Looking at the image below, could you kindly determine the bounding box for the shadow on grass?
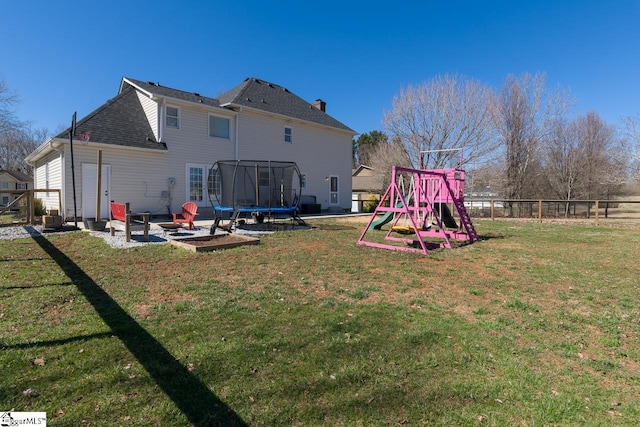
[1,331,113,349]
[3,281,75,290]
[29,230,247,426]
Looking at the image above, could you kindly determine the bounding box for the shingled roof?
[122,78,223,110]
[55,86,165,151]
[0,169,32,182]
[219,77,354,132]
[124,76,354,133]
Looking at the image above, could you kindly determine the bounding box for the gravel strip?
[0,224,216,249]
[0,221,308,249]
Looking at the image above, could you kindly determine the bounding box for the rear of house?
[26,77,356,221]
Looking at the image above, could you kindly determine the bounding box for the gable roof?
[124,76,355,133]
[0,169,32,182]
[219,77,355,133]
[54,86,165,151]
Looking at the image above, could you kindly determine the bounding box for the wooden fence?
[0,189,62,226]
[465,199,640,226]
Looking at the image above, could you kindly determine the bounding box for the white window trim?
[165,105,180,129]
[284,126,293,144]
[208,114,231,140]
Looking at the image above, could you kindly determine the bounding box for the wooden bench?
[109,201,150,242]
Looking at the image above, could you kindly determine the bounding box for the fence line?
[464,199,640,226]
[0,189,62,226]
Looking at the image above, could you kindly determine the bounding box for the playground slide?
[369,202,404,230]
[433,203,458,228]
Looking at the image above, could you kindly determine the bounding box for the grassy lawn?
[1,218,639,426]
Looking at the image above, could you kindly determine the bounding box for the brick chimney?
[311,99,326,112]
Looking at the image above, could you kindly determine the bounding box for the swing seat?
[391,225,417,234]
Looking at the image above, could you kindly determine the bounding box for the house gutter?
[151,96,166,143]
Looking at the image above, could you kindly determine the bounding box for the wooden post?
[595,200,599,226]
[490,199,495,220]
[538,200,542,223]
[29,190,35,224]
[125,202,131,242]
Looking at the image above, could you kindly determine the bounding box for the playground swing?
[357,151,478,256]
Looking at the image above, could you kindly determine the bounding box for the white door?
[186,164,210,208]
[329,175,339,205]
[82,163,111,219]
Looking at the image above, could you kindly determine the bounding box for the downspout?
[159,98,165,144]
[234,110,240,160]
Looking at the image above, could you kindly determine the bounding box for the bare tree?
[495,73,571,200]
[622,114,640,180]
[0,127,47,173]
[0,78,48,174]
[543,119,585,214]
[367,136,411,193]
[383,74,499,170]
[0,78,23,135]
[575,112,623,199]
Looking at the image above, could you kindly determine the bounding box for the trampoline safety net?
[208,160,302,211]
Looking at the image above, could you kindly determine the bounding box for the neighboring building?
[0,169,32,207]
[351,165,383,213]
[26,77,356,220]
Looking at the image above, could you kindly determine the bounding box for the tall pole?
[70,112,78,228]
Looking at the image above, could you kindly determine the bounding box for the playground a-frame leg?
[357,165,478,256]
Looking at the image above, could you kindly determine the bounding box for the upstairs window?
[209,115,230,139]
[284,126,293,143]
[166,106,180,128]
[16,183,28,190]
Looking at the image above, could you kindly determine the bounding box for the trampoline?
[208,160,304,231]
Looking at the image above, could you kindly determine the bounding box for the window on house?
[209,115,230,139]
[1,196,8,206]
[16,183,27,190]
[0,181,8,190]
[284,126,292,143]
[166,106,180,128]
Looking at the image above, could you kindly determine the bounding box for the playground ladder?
[452,197,478,241]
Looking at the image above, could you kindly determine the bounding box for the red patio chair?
[172,201,199,230]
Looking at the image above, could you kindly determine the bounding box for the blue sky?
[2,1,639,137]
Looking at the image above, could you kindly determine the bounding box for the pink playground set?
[357,151,478,256]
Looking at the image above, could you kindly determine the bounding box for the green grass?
[1,219,640,425]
